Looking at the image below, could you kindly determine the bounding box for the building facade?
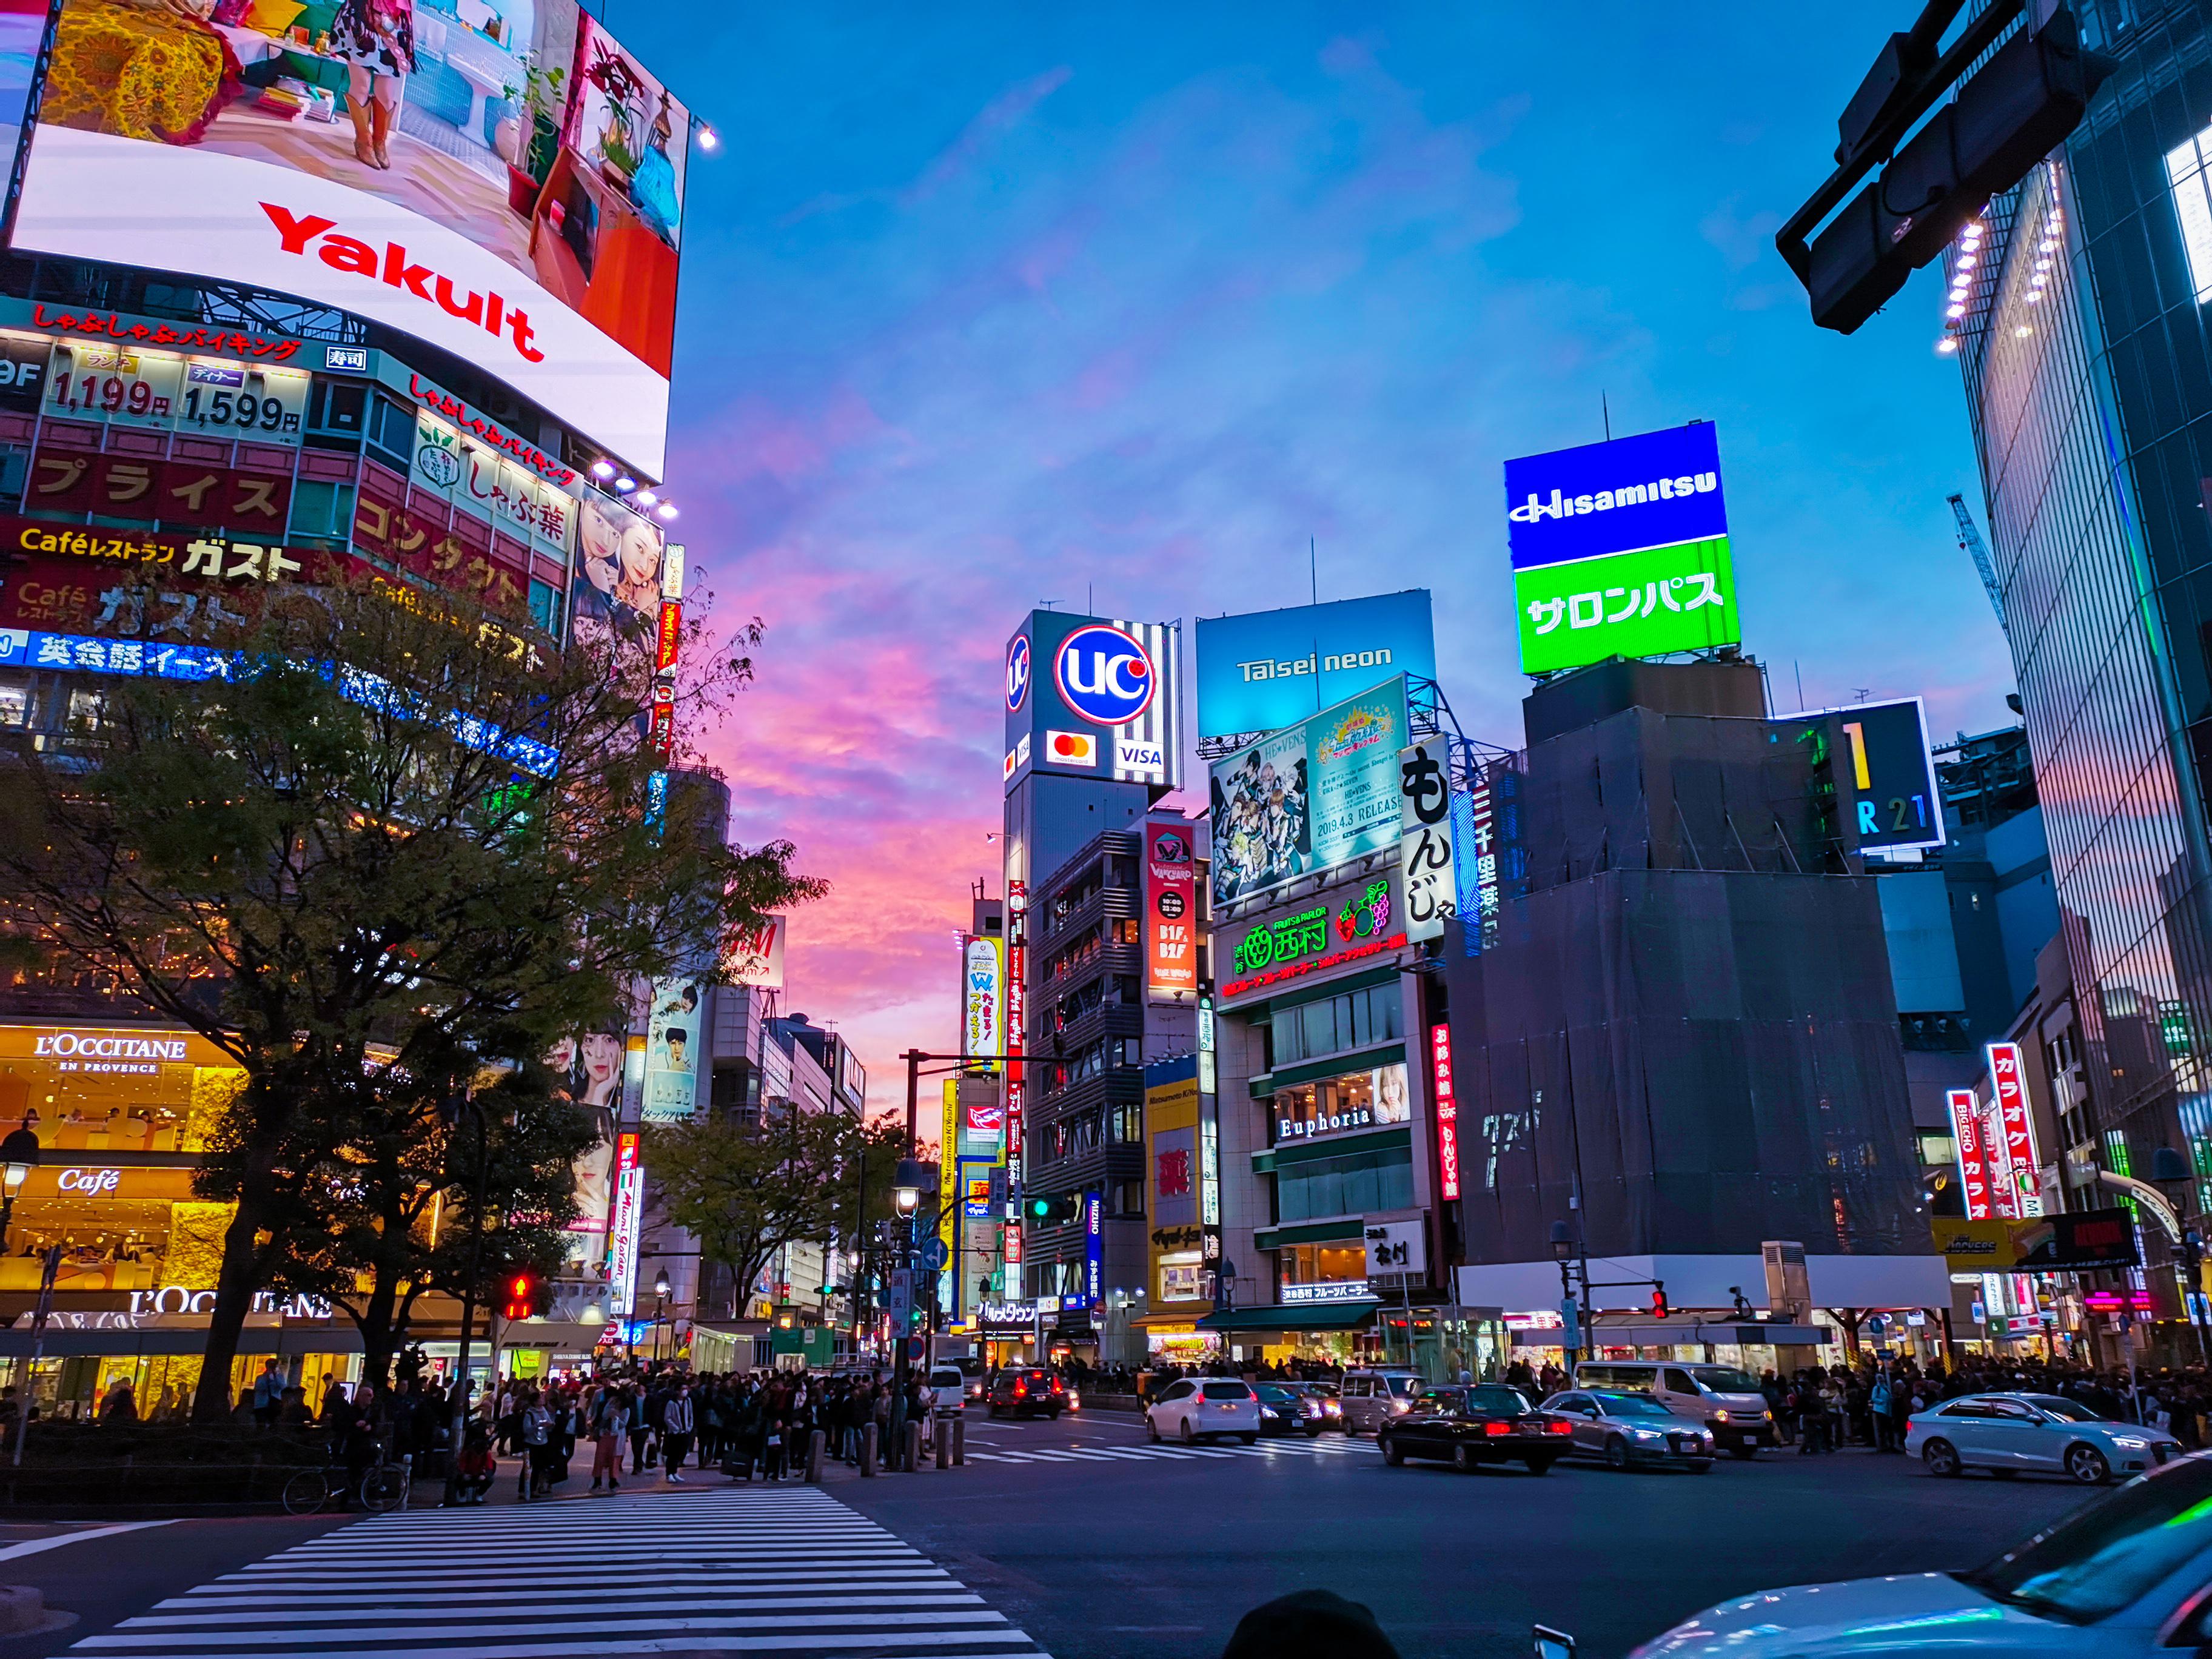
[1952,0,2212,1344]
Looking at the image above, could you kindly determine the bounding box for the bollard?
[806,1429,826,1484]
[952,1415,966,1466]
[934,1419,950,1469]
[902,1421,921,1473]
[860,1423,877,1478]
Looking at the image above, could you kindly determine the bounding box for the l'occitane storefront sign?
[0,1022,242,1154]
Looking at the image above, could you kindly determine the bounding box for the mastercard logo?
[1046,729,1098,765]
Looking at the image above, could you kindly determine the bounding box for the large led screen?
[1209,674,1407,908]
[11,0,688,478]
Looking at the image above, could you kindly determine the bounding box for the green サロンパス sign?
[1512,535,1739,674]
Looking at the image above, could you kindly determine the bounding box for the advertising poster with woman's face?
[569,491,665,657]
[562,1029,622,1245]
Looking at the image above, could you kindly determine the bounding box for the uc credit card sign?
[1503,423,1741,674]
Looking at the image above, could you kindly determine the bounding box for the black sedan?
[1378,1384,1574,1475]
[1254,1382,1328,1436]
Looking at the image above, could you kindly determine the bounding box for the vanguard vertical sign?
[1504,423,1740,674]
[1145,819,1198,998]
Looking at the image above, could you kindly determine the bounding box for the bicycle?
[281,1448,412,1516]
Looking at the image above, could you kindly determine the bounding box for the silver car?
[1541,1388,1715,1471]
[1906,1391,2184,1483]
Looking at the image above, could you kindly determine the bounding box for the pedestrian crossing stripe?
[965,1436,1382,1464]
[71,1489,1050,1658]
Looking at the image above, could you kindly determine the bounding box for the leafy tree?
[645,1111,910,1321]
[0,575,821,1418]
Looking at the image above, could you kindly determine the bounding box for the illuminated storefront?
[0,1020,356,1418]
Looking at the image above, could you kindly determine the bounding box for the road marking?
[0,1521,173,1563]
[69,1492,1049,1658]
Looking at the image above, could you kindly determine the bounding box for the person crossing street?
[662,1380,695,1483]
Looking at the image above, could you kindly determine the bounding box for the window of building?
[1110,1179,1144,1218]
[1270,1062,1411,1144]
[365,392,417,466]
[286,478,354,545]
[1108,1102,1141,1144]
[1278,1242,1366,1287]
[2167,124,2212,304]
[0,675,28,727]
[1274,1144,1415,1222]
[529,578,563,641]
[1111,917,1140,946]
[1269,984,1402,1068]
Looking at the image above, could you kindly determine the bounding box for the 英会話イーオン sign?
[1503,423,1740,674]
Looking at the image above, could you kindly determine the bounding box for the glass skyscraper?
[1956,0,2212,1265]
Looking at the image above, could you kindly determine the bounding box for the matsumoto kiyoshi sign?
[1504,423,1740,674]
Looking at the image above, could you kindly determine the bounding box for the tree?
[644,1111,908,1321]
[275,1054,595,1387]
[0,573,822,1418]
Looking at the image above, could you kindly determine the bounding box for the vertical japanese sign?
[1453,776,1501,958]
[1005,880,1027,1268]
[1430,1022,1462,1202]
[1987,1042,2043,1218]
[1198,995,1221,1228]
[962,936,1004,1070]
[607,1130,644,1316]
[1948,1088,1994,1221]
[1144,818,1198,997]
[1397,740,1455,943]
[1084,1191,1104,1309]
[940,1079,959,1259]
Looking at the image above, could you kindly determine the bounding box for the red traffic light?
[501,1271,541,1321]
[1651,1287,1669,1319]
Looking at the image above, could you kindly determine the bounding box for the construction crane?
[1948,492,2007,635]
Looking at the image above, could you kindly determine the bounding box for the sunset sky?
[618,4,2012,1099]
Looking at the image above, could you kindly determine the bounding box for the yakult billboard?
[11,1,689,478]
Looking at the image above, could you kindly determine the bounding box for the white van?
[1339,1369,1427,1435]
[1570,1361,1774,1456]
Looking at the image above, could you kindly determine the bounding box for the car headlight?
[1714,1409,1731,1422]
[2113,1436,2150,1448]
[1631,1427,1663,1441]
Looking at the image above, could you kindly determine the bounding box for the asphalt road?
[838,1409,2097,1659]
[0,1412,2100,1659]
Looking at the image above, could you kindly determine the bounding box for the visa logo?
[1117,740,1165,772]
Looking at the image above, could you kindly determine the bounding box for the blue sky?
[615,2,2014,1069]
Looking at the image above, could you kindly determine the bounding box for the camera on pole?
[1778,5,2114,334]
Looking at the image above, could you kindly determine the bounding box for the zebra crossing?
[67,1487,1050,1659]
[963,1432,1382,1467]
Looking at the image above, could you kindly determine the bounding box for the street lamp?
[651,1270,671,1365]
[893,1158,928,1218]
[0,1124,41,1250]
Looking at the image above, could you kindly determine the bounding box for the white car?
[1906,1392,2184,1483]
[1147,1378,1261,1445]
[1627,1452,2212,1659]
[925,1364,968,1418]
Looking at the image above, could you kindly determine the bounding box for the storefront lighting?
[635,491,659,508]
[1936,338,1959,355]
[699,126,721,153]
[590,460,616,480]
[614,477,637,494]
[656,503,680,521]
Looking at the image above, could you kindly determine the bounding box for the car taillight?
[1548,1420,1573,1435]
[1484,1421,1510,1436]
[1014,1382,1027,1396]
